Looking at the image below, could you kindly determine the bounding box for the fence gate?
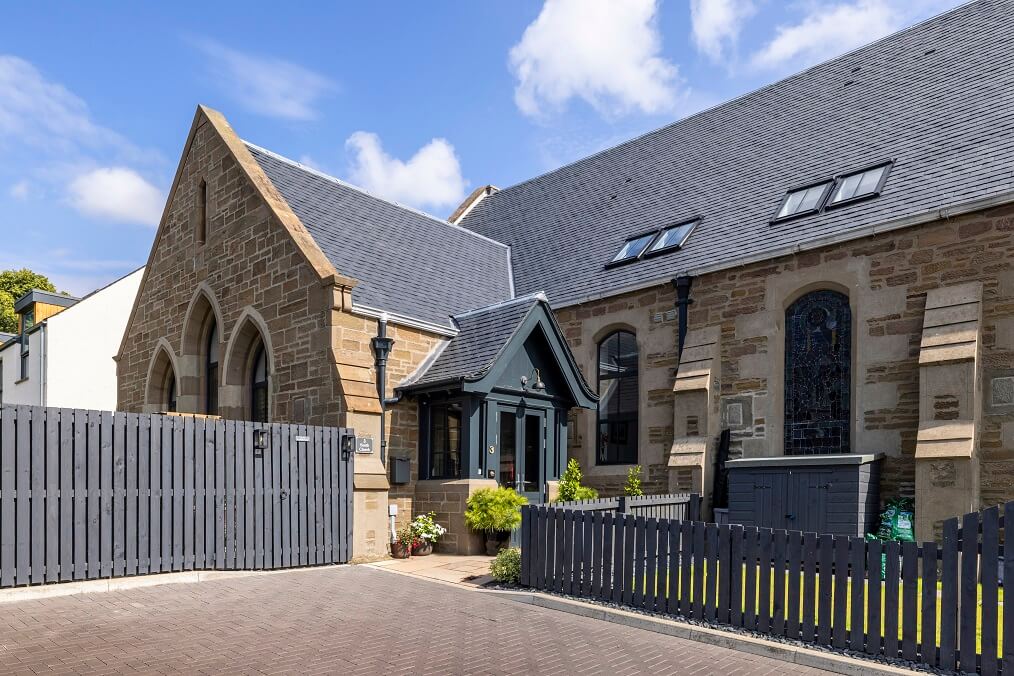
[0,405,354,589]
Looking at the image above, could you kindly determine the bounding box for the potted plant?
[464,487,528,555]
[409,512,446,556]
[391,525,414,559]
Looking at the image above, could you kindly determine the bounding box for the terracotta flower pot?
[391,541,411,559]
[412,540,433,556]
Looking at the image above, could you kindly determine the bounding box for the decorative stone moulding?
[914,281,982,541]
[667,326,721,510]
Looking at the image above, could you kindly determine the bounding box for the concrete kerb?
[0,564,348,605]
[482,589,913,676]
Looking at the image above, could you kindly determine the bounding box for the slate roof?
[458,0,1014,307]
[402,295,541,389]
[247,144,513,330]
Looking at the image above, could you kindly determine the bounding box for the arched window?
[250,341,268,423]
[164,367,177,413]
[205,320,219,415]
[784,290,852,455]
[597,330,638,465]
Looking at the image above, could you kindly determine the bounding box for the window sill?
[15,377,29,384]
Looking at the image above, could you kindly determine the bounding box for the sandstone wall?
[556,203,1014,508]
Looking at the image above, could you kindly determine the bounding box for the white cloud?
[67,167,165,227]
[0,55,123,152]
[750,1,902,71]
[690,0,756,62]
[509,0,682,117]
[345,132,467,211]
[194,39,335,121]
[9,180,31,200]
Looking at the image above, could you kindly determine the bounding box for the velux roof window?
[773,181,833,222]
[609,219,699,266]
[829,163,891,206]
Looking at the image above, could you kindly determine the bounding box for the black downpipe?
[371,317,401,465]
[673,275,694,360]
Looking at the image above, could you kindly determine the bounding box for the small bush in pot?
[464,487,528,555]
[391,525,414,559]
[490,547,521,585]
[409,512,446,556]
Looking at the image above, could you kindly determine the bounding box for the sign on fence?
[520,498,1011,675]
[0,405,354,588]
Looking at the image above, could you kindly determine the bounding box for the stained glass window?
[784,290,851,455]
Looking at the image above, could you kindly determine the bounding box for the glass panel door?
[498,410,517,490]
[522,414,541,495]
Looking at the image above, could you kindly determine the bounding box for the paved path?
[0,566,830,675]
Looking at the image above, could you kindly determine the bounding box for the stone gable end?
[116,111,339,426]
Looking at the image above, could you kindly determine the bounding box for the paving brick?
[0,566,830,674]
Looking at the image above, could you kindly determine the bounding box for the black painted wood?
[901,540,918,662]
[883,541,900,660]
[980,506,999,676]
[865,538,881,656]
[958,511,978,673]
[939,519,959,671]
[921,541,938,667]
[743,526,758,631]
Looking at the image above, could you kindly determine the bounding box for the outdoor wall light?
[520,368,545,391]
[253,429,268,454]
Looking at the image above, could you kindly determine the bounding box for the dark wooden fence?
[552,493,701,522]
[0,405,354,589]
[520,500,1012,675]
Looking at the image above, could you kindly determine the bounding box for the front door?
[498,407,545,504]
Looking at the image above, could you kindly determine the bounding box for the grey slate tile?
[459,0,1014,307]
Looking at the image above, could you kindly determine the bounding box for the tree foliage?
[0,269,57,333]
[624,465,644,497]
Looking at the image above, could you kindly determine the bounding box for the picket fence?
[519,500,1012,674]
[0,405,354,588]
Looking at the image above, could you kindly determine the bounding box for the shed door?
[785,469,832,534]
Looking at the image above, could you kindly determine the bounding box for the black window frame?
[205,320,219,416]
[644,218,699,257]
[606,217,702,269]
[770,179,835,224]
[826,160,893,209]
[423,400,464,480]
[250,342,269,423]
[596,330,639,466]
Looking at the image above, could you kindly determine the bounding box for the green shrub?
[624,465,644,497]
[555,458,598,502]
[464,487,528,533]
[490,547,521,584]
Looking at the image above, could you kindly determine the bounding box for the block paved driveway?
[0,565,831,675]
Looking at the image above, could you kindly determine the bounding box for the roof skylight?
[611,232,656,263]
[773,181,833,221]
[829,163,891,206]
[608,219,700,267]
[648,220,697,254]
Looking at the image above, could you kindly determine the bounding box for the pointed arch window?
[205,320,219,415]
[597,330,639,465]
[251,341,268,423]
[784,290,852,455]
[164,367,177,413]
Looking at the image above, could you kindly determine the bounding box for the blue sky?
[0,0,960,296]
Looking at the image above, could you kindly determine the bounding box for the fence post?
[617,496,628,514]
[689,494,701,522]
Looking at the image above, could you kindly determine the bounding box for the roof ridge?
[242,141,509,250]
[482,0,979,198]
[452,291,547,320]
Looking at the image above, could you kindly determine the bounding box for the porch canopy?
[398,293,597,502]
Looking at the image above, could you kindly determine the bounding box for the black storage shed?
[725,454,882,536]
